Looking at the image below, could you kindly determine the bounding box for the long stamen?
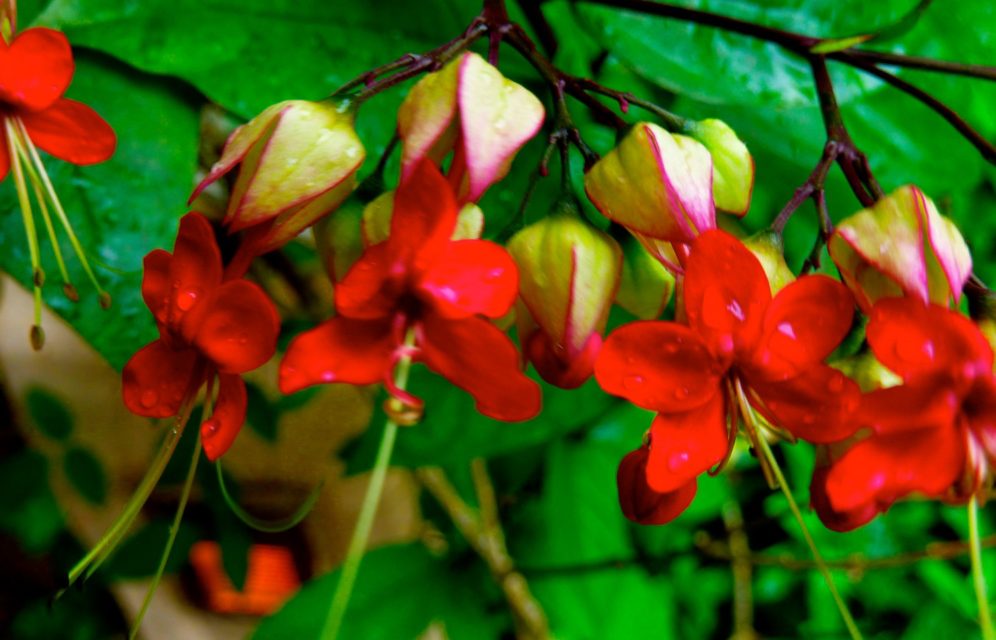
[14,118,111,308]
[734,379,863,640]
[26,160,76,300]
[5,118,45,348]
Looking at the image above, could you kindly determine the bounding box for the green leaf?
[102,518,201,579]
[0,450,64,553]
[254,544,503,639]
[0,52,199,370]
[345,366,616,471]
[24,386,74,442]
[62,445,107,506]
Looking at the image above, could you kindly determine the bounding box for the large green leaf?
[0,52,199,370]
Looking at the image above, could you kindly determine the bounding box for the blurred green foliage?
[1,0,995,638]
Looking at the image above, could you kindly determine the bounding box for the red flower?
[279,159,541,422]
[813,298,996,531]
[0,27,115,181]
[596,230,860,523]
[617,443,697,525]
[122,213,280,461]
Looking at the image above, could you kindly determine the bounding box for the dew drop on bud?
[667,451,690,472]
[140,390,158,408]
[30,325,45,351]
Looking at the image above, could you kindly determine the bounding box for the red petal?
[141,249,172,326]
[389,159,457,269]
[594,321,723,413]
[0,123,8,181]
[19,99,116,164]
[618,446,697,525]
[825,380,964,512]
[164,213,223,332]
[526,329,601,390]
[191,280,280,374]
[867,297,994,382]
[645,392,728,493]
[752,275,855,380]
[968,376,996,456]
[122,340,202,418]
[0,28,73,111]
[419,314,541,422]
[201,374,247,461]
[810,461,881,532]
[417,239,518,319]
[749,366,861,443]
[334,243,400,320]
[683,230,770,357]
[279,316,395,393]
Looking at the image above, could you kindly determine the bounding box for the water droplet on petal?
[484,268,504,283]
[664,342,679,355]
[140,390,158,408]
[202,418,220,436]
[827,373,846,393]
[667,451,690,472]
[176,289,198,311]
[776,321,796,340]
[320,370,336,382]
[623,375,644,390]
[673,387,690,400]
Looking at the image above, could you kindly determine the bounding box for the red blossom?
[596,230,860,522]
[122,213,280,461]
[813,297,996,531]
[0,27,115,181]
[279,159,541,422]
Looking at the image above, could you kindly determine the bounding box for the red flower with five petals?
[596,229,860,524]
[122,213,280,461]
[279,159,541,422]
[0,27,115,181]
[812,297,996,531]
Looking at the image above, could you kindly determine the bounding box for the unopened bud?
[685,119,754,216]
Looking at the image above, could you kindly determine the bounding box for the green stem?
[319,334,415,640]
[735,381,862,640]
[969,496,995,640]
[128,434,202,639]
[65,396,197,588]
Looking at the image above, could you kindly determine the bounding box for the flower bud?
[398,51,544,203]
[507,203,622,388]
[361,189,484,245]
[741,230,794,294]
[828,185,972,312]
[685,119,753,216]
[829,354,901,393]
[614,234,675,320]
[968,287,996,364]
[190,99,365,254]
[617,444,697,525]
[584,123,715,244]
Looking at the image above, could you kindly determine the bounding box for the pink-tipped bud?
[507,203,622,388]
[584,123,715,245]
[685,118,754,216]
[398,52,544,203]
[190,99,365,254]
[829,185,972,311]
[615,234,675,319]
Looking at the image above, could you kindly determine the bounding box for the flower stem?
[128,434,202,640]
[319,334,415,640]
[735,380,862,640]
[969,495,995,640]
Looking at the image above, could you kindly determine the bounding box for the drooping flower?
[190,99,365,266]
[279,159,541,422]
[828,185,972,312]
[0,23,117,347]
[507,202,622,389]
[122,213,280,461]
[397,51,545,204]
[596,230,860,523]
[812,297,996,531]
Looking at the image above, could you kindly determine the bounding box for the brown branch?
[417,466,550,640]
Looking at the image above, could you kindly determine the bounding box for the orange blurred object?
[188,541,301,616]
